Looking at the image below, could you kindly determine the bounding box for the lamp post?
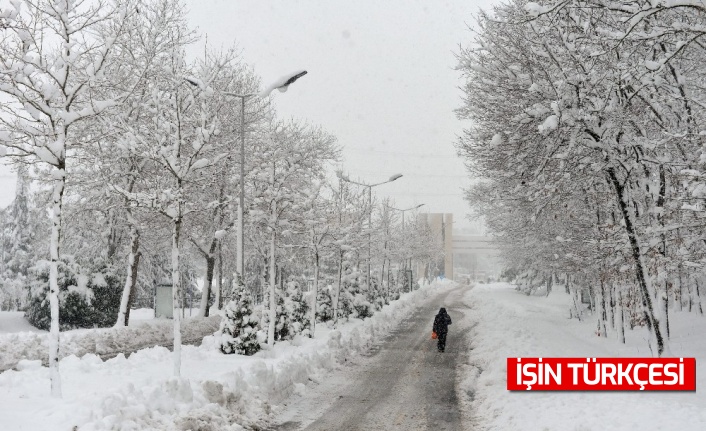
[337,171,403,290]
[221,71,308,281]
[387,203,425,228]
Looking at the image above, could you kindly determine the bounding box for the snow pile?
[0,283,439,430]
[459,282,706,431]
[0,313,220,371]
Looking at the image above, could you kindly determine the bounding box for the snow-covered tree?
[285,280,310,337]
[249,121,338,345]
[220,278,260,355]
[0,164,34,310]
[113,51,236,376]
[456,0,706,356]
[0,0,135,396]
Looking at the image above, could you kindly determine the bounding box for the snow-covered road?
[266,285,472,431]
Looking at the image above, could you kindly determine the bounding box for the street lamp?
[222,71,308,280]
[386,203,425,228]
[337,171,403,290]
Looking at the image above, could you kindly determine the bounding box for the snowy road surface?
[267,286,471,431]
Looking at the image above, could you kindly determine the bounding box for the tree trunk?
[387,268,391,292]
[310,253,319,338]
[199,255,215,317]
[259,263,267,328]
[678,266,684,312]
[546,273,553,297]
[171,216,182,377]
[216,242,223,310]
[224,274,233,304]
[618,291,625,344]
[49,173,65,398]
[609,283,616,329]
[600,279,607,322]
[125,250,141,325]
[115,224,141,327]
[380,257,386,300]
[332,250,343,326]
[696,279,704,315]
[608,168,665,356]
[588,283,595,314]
[197,238,218,318]
[267,224,277,346]
[572,287,582,322]
[663,282,670,340]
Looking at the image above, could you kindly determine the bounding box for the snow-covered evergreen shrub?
[338,289,353,320]
[274,288,290,341]
[260,286,291,342]
[387,273,401,301]
[88,263,123,327]
[25,259,85,330]
[316,285,333,322]
[353,293,373,319]
[24,258,122,330]
[219,280,260,355]
[399,269,415,293]
[337,268,361,319]
[514,269,547,296]
[367,278,385,311]
[285,281,310,337]
[373,294,386,311]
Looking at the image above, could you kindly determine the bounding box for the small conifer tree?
[274,287,290,341]
[220,279,261,355]
[316,285,333,322]
[286,281,310,337]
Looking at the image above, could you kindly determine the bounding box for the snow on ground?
[128,308,156,321]
[0,310,220,372]
[0,311,45,334]
[460,282,706,431]
[0,281,446,430]
[0,308,156,336]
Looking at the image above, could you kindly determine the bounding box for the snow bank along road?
[0,315,221,372]
[267,285,472,431]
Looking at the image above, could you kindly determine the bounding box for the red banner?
[506,357,696,391]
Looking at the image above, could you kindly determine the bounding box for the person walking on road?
[433,307,452,352]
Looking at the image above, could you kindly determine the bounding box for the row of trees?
[0,0,442,396]
[457,0,706,357]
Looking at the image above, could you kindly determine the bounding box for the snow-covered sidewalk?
[460,282,706,431]
[0,282,447,430]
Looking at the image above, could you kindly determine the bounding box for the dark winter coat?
[433,308,452,335]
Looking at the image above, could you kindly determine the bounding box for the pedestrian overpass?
[417,213,501,282]
[452,235,498,253]
[451,235,500,282]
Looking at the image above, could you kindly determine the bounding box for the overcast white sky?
[0,0,498,230]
